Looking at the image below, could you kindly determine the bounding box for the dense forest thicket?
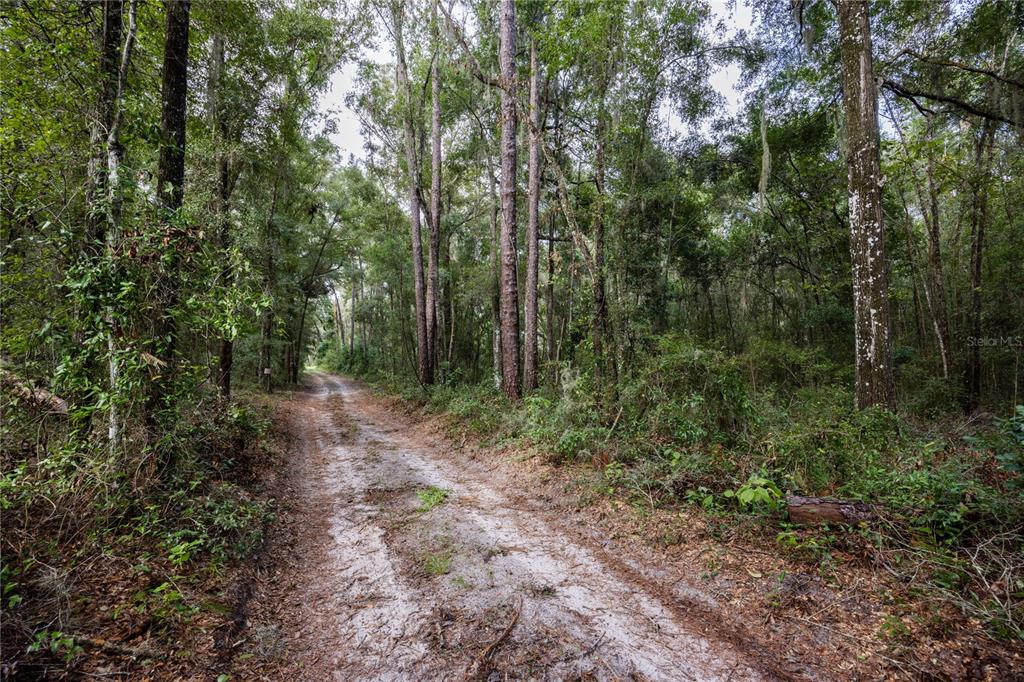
[2,0,1024,674]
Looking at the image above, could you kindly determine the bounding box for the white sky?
[318,1,753,162]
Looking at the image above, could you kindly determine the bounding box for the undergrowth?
[327,334,1024,640]
[0,387,277,676]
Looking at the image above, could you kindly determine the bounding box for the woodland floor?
[219,373,1022,681]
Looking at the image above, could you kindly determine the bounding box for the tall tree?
[837,0,895,410]
[427,0,442,379]
[497,0,520,400]
[208,32,236,398]
[965,35,1012,411]
[393,0,432,386]
[95,0,137,454]
[150,0,191,423]
[523,38,541,391]
[592,41,615,405]
[923,121,951,380]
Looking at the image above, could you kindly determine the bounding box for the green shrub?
[624,334,751,444]
[740,338,843,389]
[899,361,964,417]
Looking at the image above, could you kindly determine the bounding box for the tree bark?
[923,121,951,379]
[350,273,357,355]
[86,0,123,249]
[546,221,557,384]
[157,0,190,214]
[498,0,521,400]
[786,495,876,526]
[837,0,895,410]
[394,1,432,386]
[524,40,542,392]
[966,118,997,411]
[592,71,615,405]
[260,170,281,393]
[427,1,442,383]
[150,0,191,424]
[330,285,346,353]
[487,150,502,390]
[209,32,234,398]
[887,101,951,379]
[101,0,137,455]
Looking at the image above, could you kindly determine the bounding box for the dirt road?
[242,373,768,680]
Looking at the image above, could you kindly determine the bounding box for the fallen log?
[0,369,68,415]
[786,495,876,526]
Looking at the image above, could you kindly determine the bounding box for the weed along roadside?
[3,0,1023,678]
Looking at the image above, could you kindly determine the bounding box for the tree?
[85,0,123,249]
[497,0,520,400]
[149,0,192,425]
[523,37,542,392]
[428,0,443,380]
[837,0,895,410]
[393,0,432,386]
[91,0,138,453]
[208,31,236,398]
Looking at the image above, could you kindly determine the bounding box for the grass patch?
[416,486,450,512]
[422,551,452,576]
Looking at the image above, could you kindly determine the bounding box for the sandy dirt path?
[243,373,770,681]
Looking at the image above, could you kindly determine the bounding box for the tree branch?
[436,1,502,89]
[902,49,1024,89]
[881,79,1019,128]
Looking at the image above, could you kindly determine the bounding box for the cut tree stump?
[785,495,876,526]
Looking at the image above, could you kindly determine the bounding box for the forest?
[2,0,1023,679]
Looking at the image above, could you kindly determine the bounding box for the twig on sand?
[464,598,522,680]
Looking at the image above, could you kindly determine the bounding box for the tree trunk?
[592,76,616,404]
[86,0,123,249]
[546,223,557,384]
[487,149,502,390]
[330,285,346,353]
[260,309,272,392]
[498,0,521,400]
[524,40,542,392]
[889,105,952,379]
[923,121,951,379]
[150,0,191,424]
[426,0,442,382]
[966,119,997,411]
[102,0,137,455]
[394,1,432,386]
[209,32,234,399]
[156,0,190,215]
[350,275,357,355]
[837,0,895,410]
[964,35,1009,411]
[442,220,455,370]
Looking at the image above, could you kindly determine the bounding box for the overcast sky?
[318,1,754,163]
